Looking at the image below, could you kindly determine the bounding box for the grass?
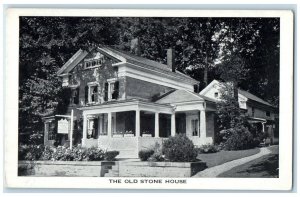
[218,145,279,178]
[197,148,260,168]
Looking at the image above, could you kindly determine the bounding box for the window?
[87,118,99,139]
[85,83,99,104]
[84,56,105,69]
[89,85,98,103]
[48,121,56,140]
[191,119,199,136]
[70,88,79,105]
[214,92,219,98]
[266,111,271,117]
[105,79,119,101]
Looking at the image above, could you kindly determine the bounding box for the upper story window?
[266,111,271,117]
[89,85,98,103]
[85,82,99,104]
[70,88,79,105]
[104,79,119,101]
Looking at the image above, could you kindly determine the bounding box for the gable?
[156,89,205,104]
[57,49,121,76]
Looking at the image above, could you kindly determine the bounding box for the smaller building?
[199,80,279,144]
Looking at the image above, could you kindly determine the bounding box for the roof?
[200,79,273,107]
[57,46,198,84]
[155,89,215,104]
[238,89,272,107]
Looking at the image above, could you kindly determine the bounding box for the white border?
[4,9,294,190]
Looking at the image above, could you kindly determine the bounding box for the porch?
[80,99,214,158]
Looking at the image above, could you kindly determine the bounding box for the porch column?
[171,113,176,136]
[262,122,265,133]
[200,110,206,138]
[107,112,112,137]
[82,114,87,146]
[155,112,159,137]
[136,110,140,137]
[44,122,49,145]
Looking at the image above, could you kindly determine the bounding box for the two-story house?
[199,80,279,144]
[43,46,217,158]
[43,46,278,158]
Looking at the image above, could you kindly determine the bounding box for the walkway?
[193,147,272,177]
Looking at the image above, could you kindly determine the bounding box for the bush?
[162,134,197,162]
[138,149,155,161]
[197,144,219,154]
[18,144,44,161]
[40,146,54,160]
[104,151,119,161]
[148,152,164,162]
[87,147,105,161]
[223,126,255,150]
[19,144,119,161]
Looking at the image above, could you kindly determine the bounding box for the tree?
[19,17,120,144]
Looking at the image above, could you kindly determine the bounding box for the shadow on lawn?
[237,154,279,177]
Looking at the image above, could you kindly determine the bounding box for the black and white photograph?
[4,9,293,190]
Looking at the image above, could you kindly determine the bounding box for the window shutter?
[74,87,80,104]
[112,81,119,99]
[104,82,108,101]
[84,86,89,104]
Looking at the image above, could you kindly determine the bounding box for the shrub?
[197,144,219,154]
[19,144,119,161]
[148,152,164,162]
[104,151,119,161]
[138,149,154,161]
[162,134,198,162]
[223,126,255,150]
[87,147,105,161]
[147,142,164,162]
[39,146,54,160]
[18,144,44,161]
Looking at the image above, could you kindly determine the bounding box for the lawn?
[218,145,279,178]
[197,148,260,168]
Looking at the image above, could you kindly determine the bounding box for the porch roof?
[77,99,175,115]
[155,89,216,104]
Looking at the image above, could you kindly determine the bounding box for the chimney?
[167,48,175,72]
[130,37,141,56]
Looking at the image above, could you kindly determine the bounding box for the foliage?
[148,152,165,162]
[197,144,220,154]
[162,134,197,162]
[138,149,155,161]
[104,151,120,161]
[18,144,44,161]
[19,144,118,161]
[147,142,165,162]
[222,126,256,150]
[19,17,279,145]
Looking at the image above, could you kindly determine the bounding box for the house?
[43,46,218,158]
[199,80,279,144]
[43,46,277,158]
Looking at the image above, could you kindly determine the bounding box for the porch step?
[104,162,119,177]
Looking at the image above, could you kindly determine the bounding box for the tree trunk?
[204,54,208,86]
